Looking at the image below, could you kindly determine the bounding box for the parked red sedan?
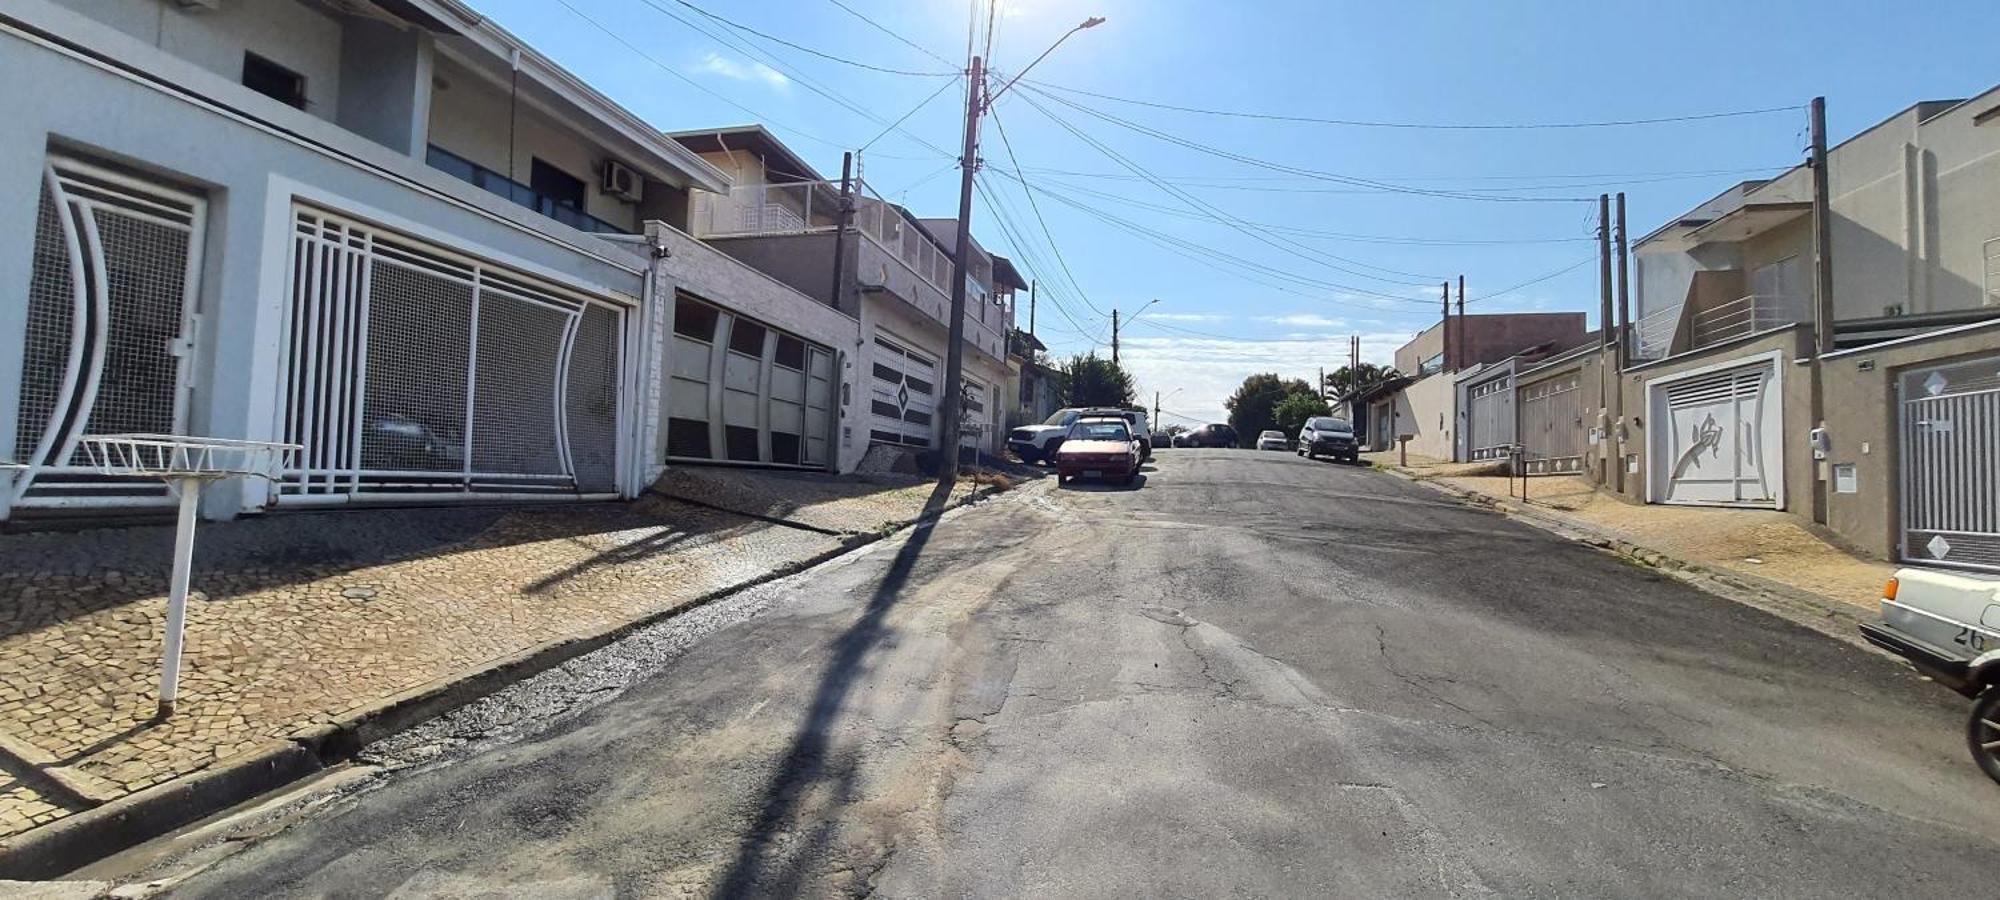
[1054,417,1141,486]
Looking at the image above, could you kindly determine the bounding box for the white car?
[1860,566,2000,783]
[1255,430,1289,451]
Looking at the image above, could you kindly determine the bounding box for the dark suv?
[1182,423,1239,448]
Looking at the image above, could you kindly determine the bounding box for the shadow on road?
[714,477,958,895]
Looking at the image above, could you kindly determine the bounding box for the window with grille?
[10,155,205,510]
[279,207,625,499]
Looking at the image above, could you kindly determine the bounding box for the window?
[728,319,767,357]
[674,296,719,341]
[242,53,306,109]
[775,335,806,370]
[530,159,587,211]
[1419,353,1444,376]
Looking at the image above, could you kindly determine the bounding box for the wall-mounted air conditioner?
[601,159,643,203]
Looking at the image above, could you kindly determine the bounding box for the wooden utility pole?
[1614,192,1631,372]
[1597,194,1613,485]
[936,54,985,486]
[1110,308,1121,364]
[1808,95,1834,523]
[1612,191,1629,493]
[829,152,854,306]
[1027,279,1037,335]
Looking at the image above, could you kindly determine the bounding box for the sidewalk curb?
[0,481,1019,880]
[1376,466,1879,652]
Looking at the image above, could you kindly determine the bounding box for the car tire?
[1122,471,1136,486]
[1970,687,2000,786]
[1057,473,1070,486]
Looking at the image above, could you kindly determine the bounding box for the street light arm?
[984,16,1106,110]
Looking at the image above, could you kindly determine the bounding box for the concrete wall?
[1397,374,1455,461]
[1394,313,1588,375]
[55,0,346,123]
[0,1,655,517]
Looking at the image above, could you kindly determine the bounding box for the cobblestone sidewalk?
[0,470,974,840]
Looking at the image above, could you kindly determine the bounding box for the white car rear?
[1256,430,1288,451]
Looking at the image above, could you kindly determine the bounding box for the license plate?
[1083,470,1103,479]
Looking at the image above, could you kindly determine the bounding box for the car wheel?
[1057,473,1070,486]
[1970,687,2000,785]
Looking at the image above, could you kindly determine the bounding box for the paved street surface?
[157,451,2000,897]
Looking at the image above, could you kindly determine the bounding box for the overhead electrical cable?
[668,0,959,76]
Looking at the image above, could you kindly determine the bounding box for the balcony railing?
[693,179,960,299]
[1690,293,1802,348]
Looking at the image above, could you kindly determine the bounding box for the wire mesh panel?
[11,156,204,509]
[565,303,621,492]
[276,207,627,501]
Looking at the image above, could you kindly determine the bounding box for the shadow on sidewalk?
[714,478,957,896]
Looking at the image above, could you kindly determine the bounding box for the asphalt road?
[157,450,2000,897]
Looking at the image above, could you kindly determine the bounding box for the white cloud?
[692,52,790,92]
[1257,313,1346,328]
[1149,313,1233,322]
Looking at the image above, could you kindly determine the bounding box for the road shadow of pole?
[714,477,958,895]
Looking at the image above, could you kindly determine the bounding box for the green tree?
[1323,362,1393,401]
[1058,353,1137,408]
[1271,391,1332,438]
[1225,373,1314,447]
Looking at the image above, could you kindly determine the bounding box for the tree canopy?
[1225,373,1314,448]
[1057,354,1136,409]
[1271,392,1333,438]
[1323,362,1395,401]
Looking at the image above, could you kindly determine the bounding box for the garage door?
[1518,373,1584,474]
[1647,355,1782,507]
[277,207,625,501]
[1464,373,1512,460]
[869,334,937,448]
[665,294,835,468]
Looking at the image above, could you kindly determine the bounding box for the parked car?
[1256,430,1289,451]
[1150,431,1173,449]
[1009,406,1153,464]
[1859,567,2000,783]
[1181,423,1238,448]
[1297,416,1359,463]
[1054,416,1141,486]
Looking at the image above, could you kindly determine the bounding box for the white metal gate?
[868,333,937,447]
[278,208,624,501]
[9,156,205,511]
[1901,353,2000,572]
[1647,355,1782,507]
[1517,373,1583,474]
[1465,373,1512,460]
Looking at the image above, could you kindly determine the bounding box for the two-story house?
[672,126,1027,458]
[0,0,868,522]
[1617,85,2000,570]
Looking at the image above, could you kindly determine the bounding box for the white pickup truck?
[1859,566,2000,784]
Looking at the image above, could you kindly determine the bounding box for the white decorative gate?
[1900,353,2000,572]
[1517,372,1584,474]
[1464,372,1513,460]
[868,333,937,448]
[278,208,623,501]
[10,156,205,511]
[1646,354,1783,507]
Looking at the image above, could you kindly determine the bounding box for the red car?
[1054,417,1141,486]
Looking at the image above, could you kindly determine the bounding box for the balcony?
[425,145,632,236]
[1636,293,1803,361]
[692,180,960,300]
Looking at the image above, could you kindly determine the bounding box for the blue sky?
[476,0,1999,426]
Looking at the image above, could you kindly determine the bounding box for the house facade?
[1361,312,1587,460]
[0,0,871,521]
[673,127,1026,460]
[1612,85,2000,571]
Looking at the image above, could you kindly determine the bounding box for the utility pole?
[1614,192,1630,373]
[1808,95,1834,524]
[1612,191,1630,493]
[1153,390,1160,431]
[1440,281,1451,371]
[1597,193,1613,486]
[1110,307,1120,365]
[1455,275,1466,371]
[829,152,854,306]
[1027,279,1037,335]
[936,54,985,486]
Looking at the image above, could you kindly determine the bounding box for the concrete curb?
[0,481,1016,880]
[1376,466,1879,650]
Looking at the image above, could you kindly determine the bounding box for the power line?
[971,177,1107,343]
[1472,256,1592,306]
[1028,166,1793,195]
[1018,165,1792,183]
[1018,85,1600,204]
[1025,80,1804,130]
[668,0,959,76]
[1004,94,1449,301]
[824,0,958,67]
[986,105,1107,316]
[860,74,963,151]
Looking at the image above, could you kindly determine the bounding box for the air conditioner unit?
[601,160,643,203]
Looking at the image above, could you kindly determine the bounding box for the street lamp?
[936,16,1106,488]
[1111,298,1159,365]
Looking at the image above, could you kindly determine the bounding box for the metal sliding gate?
[1465,373,1513,460]
[9,156,206,512]
[1900,354,2000,572]
[278,208,624,502]
[1516,373,1583,474]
